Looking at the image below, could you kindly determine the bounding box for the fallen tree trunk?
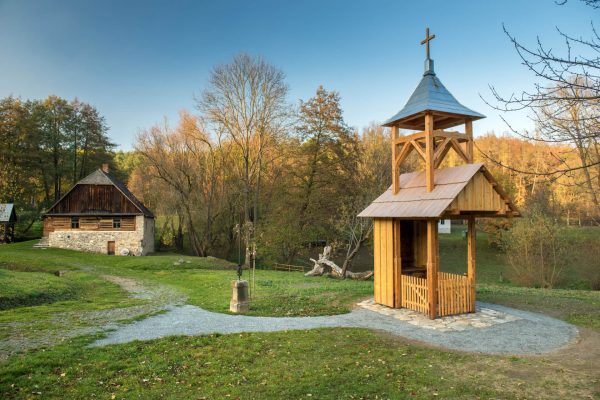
[305,246,373,280]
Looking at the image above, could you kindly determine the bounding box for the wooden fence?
[437,272,473,317]
[272,263,306,272]
[400,272,473,317]
[400,274,429,314]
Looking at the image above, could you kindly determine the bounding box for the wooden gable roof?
[44,169,154,218]
[358,163,519,219]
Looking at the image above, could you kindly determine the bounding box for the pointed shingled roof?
[383,59,485,130]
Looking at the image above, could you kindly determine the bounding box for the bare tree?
[483,2,600,220]
[135,112,224,256]
[199,53,289,265]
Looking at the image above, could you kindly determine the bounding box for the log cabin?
[41,164,155,255]
[358,29,519,319]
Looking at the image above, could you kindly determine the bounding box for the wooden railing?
[400,272,473,317]
[272,263,306,272]
[437,272,473,317]
[401,274,429,314]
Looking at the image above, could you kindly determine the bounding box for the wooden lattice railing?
[400,272,473,317]
[401,274,429,314]
[437,272,473,317]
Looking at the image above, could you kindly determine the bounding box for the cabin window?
[71,217,79,229]
[113,218,121,229]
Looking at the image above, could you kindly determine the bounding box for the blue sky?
[0,0,595,149]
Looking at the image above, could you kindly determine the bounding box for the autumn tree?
[0,95,113,237]
[337,124,391,276]
[199,53,290,265]
[261,86,361,264]
[0,97,41,208]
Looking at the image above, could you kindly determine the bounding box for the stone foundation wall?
[48,215,154,256]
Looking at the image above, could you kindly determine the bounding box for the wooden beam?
[394,130,426,144]
[394,142,413,169]
[393,142,414,194]
[467,216,476,312]
[433,130,470,142]
[392,126,399,194]
[431,109,479,120]
[449,138,470,164]
[426,219,438,319]
[465,120,474,163]
[433,137,452,168]
[394,219,402,308]
[425,114,435,192]
[411,140,426,160]
[434,144,453,169]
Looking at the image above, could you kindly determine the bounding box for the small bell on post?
[230,264,249,313]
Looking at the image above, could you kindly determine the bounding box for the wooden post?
[391,126,399,194]
[465,119,474,163]
[426,219,438,319]
[425,114,434,192]
[393,219,402,308]
[467,216,476,312]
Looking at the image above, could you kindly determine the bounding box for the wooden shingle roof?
[383,59,484,130]
[358,163,519,219]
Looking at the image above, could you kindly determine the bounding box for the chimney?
[101,163,109,174]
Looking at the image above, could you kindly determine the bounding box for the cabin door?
[107,241,115,255]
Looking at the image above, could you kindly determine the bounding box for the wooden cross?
[421,27,436,59]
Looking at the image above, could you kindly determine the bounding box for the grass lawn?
[0,241,373,318]
[0,267,80,310]
[1,236,599,399]
[1,328,597,400]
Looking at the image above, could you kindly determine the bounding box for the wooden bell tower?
[359,28,518,319]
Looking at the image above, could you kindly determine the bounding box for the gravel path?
[93,302,578,355]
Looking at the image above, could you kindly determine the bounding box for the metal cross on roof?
[421,27,436,59]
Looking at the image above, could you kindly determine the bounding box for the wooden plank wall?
[393,220,402,308]
[448,172,507,212]
[43,216,136,236]
[373,218,396,307]
[414,221,428,269]
[48,185,140,214]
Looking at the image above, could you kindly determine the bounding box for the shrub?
[501,209,571,288]
[480,218,513,248]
